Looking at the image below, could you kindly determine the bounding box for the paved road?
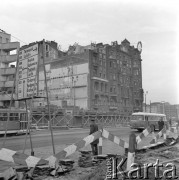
[0,127,134,151]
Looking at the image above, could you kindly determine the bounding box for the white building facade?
[36,62,89,109]
[0,30,20,108]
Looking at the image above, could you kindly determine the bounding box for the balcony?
[0,93,16,101]
[0,54,18,63]
[0,81,14,88]
[110,93,118,96]
[1,68,15,75]
[93,101,109,107]
[93,61,98,67]
[5,81,14,87]
[0,42,20,51]
[109,102,118,109]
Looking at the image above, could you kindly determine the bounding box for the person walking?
[169,118,172,127]
[158,117,164,131]
[89,118,99,155]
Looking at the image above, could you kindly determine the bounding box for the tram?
[0,109,28,135]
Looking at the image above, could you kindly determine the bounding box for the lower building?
[143,102,179,120]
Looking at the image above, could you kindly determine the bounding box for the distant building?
[143,102,179,120]
[0,30,20,108]
[33,39,143,116]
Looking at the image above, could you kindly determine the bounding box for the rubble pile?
[93,154,108,166]
[78,150,93,168]
[82,143,179,180]
[59,159,75,171]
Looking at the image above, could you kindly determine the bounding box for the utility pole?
[72,75,78,119]
[42,39,55,155]
[145,91,148,112]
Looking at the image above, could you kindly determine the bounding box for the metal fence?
[31,112,130,128]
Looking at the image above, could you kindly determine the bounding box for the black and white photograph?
[0,0,179,179]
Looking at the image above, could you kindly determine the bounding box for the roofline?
[132,112,166,116]
[0,109,26,112]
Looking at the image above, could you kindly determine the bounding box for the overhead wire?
[11,35,27,45]
[0,29,27,45]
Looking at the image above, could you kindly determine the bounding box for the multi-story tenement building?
[34,39,143,115]
[0,30,20,108]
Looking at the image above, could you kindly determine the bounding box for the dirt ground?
[32,142,179,180]
[5,142,176,180]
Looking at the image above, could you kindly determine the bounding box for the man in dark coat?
[89,118,99,155]
[169,118,172,127]
[158,117,164,131]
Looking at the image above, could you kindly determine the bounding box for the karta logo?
[106,158,178,179]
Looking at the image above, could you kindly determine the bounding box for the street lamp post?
[72,75,78,118]
[145,91,148,112]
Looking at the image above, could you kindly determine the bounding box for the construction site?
[1,30,179,180]
[0,121,179,180]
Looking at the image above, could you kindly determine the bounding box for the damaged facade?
[32,39,143,115]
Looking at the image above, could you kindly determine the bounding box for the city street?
[0,127,137,173]
[0,127,132,151]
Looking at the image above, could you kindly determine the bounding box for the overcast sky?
[1,0,179,104]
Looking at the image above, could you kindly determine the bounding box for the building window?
[120,61,122,67]
[46,44,49,51]
[94,82,99,91]
[113,86,116,93]
[134,61,138,68]
[110,87,113,93]
[110,61,112,67]
[93,68,97,76]
[0,36,2,43]
[120,77,123,84]
[6,38,9,43]
[46,52,49,57]
[101,83,103,92]
[110,73,113,80]
[113,61,116,68]
[105,84,108,92]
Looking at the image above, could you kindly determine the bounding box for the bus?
[0,109,28,135]
[129,112,167,131]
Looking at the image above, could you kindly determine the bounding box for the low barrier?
[0,148,48,168]
[31,113,130,128]
[0,123,178,179]
[102,129,129,149]
[136,126,152,144]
